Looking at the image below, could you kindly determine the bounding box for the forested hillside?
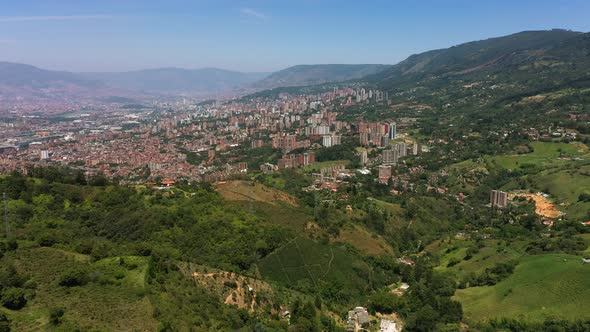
[0,168,465,331]
[370,30,590,111]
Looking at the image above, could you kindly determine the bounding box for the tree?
[408,305,439,332]
[369,291,400,314]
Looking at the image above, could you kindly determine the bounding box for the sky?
[1,0,589,72]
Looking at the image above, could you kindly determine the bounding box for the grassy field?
[217,180,310,231]
[448,142,589,172]
[581,234,590,255]
[336,223,394,255]
[454,253,590,323]
[216,180,299,206]
[229,200,310,232]
[527,164,590,220]
[2,247,156,331]
[488,141,588,170]
[303,160,349,172]
[372,199,404,214]
[431,240,526,280]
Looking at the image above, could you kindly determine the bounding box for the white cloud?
[240,8,267,20]
[0,15,114,23]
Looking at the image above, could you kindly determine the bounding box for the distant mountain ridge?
[0,62,100,88]
[252,64,390,89]
[82,68,269,94]
[3,30,588,101]
[0,63,391,97]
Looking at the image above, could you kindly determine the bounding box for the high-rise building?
[378,165,392,181]
[392,143,407,158]
[490,190,508,208]
[360,150,368,165]
[40,150,50,160]
[381,135,390,148]
[382,149,397,165]
[331,135,342,146]
[388,123,397,139]
[411,143,419,155]
[360,132,370,146]
[322,135,333,147]
[302,152,315,166]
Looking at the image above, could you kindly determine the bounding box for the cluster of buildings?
[382,142,420,165]
[358,122,396,147]
[278,152,315,169]
[347,307,370,331]
[271,133,311,153]
[345,306,399,332]
[0,86,421,187]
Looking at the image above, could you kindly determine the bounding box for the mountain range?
[0,63,389,99]
[81,68,269,94]
[0,62,99,89]
[2,29,589,102]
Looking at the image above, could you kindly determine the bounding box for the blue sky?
[1,0,589,72]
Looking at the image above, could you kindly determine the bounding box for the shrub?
[1,287,27,310]
[578,193,590,203]
[36,232,58,247]
[58,268,89,287]
[0,312,9,332]
[447,258,461,267]
[49,307,65,325]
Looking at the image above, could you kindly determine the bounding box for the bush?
[0,239,17,252]
[0,312,9,332]
[447,258,461,267]
[578,193,590,203]
[1,287,27,310]
[58,268,89,287]
[49,307,65,325]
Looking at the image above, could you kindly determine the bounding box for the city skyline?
[1,0,589,72]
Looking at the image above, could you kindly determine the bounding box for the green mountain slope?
[252,64,390,89]
[369,30,590,108]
